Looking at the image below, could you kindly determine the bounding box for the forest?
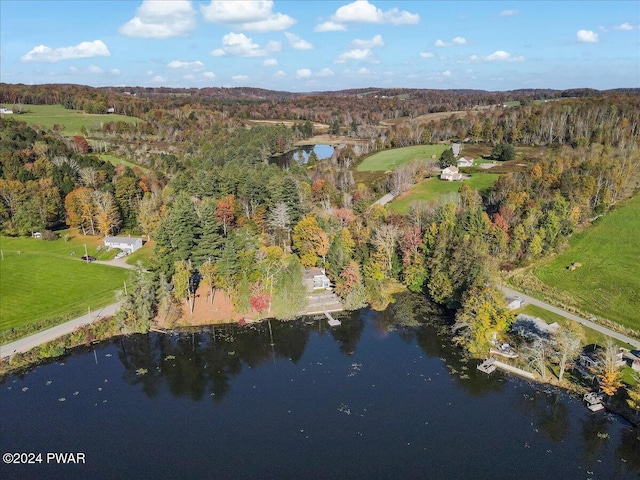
[1,84,639,371]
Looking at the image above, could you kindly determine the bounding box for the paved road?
[0,302,121,357]
[499,285,640,349]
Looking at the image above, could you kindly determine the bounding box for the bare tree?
[523,335,551,380]
[551,322,584,382]
[267,202,291,250]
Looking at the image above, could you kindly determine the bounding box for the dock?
[493,360,536,380]
[324,311,341,327]
[477,358,497,374]
[584,392,605,412]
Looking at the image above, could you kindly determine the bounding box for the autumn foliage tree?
[215,194,235,236]
[292,215,329,268]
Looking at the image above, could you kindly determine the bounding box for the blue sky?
[1,1,638,91]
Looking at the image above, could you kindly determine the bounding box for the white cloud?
[87,65,103,74]
[152,75,167,83]
[317,0,418,31]
[21,40,110,62]
[314,21,347,32]
[577,29,599,43]
[317,68,335,77]
[183,74,195,80]
[69,66,78,73]
[110,68,121,75]
[441,70,451,77]
[500,9,519,16]
[167,60,205,70]
[352,34,384,48]
[483,50,524,62]
[419,51,435,58]
[284,32,313,50]
[356,67,371,75]
[201,1,295,32]
[232,74,250,81]
[211,32,281,57]
[146,70,154,76]
[295,68,312,79]
[614,22,634,31]
[435,37,466,47]
[263,58,278,66]
[273,70,286,78]
[203,71,216,79]
[119,0,196,39]
[336,48,377,63]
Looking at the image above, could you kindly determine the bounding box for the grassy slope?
[99,154,150,174]
[530,193,640,331]
[357,145,448,171]
[11,104,138,136]
[388,174,500,214]
[0,234,127,331]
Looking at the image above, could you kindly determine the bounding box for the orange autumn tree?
[292,215,329,269]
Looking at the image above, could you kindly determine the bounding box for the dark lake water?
[1,296,639,479]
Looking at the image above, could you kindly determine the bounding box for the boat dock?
[324,311,341,327]
[477,358,497,374]
[584,392,605,412]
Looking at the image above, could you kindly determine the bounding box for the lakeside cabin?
[104,236,143,253]
[303,267,332,292]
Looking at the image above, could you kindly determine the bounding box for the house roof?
[442,166,459,174]
[460,156,474,162]
[104,236,142,245]
[304,267,326,279]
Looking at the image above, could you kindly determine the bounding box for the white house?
[107,107,115,114]
[303,267,332,292]
[104,236,143,253]
[440,166,463,181]
[0,107,14,115]
[457,156,474,168]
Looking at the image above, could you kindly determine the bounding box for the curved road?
[500,285,640,349]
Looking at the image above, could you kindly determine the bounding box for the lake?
[271,144,336,168]
[1,296,638,479]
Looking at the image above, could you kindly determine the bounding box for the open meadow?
[526,194,640,332]
[7,104,139,136]
[0,233,128,337]
[357,145,448,171]
[388,173,500,214]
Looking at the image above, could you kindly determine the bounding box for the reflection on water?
[1,293,638,479]
[271,144,335,168]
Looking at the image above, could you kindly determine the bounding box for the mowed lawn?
[0,235,128,332]
[9,104,139,136]
[357,145,448,171]
[388,174,500,214]
[530,194,640,332]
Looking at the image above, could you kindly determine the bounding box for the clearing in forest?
[6,104,139,136]
[0,233,128,335]
[525,193,640,332]
[357,145,448,171]
[388,173,500,214]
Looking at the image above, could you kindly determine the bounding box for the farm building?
[457,156,474,167]
[303,267,332,292]
[104,236,143,253]
[440,166,463,181]
[452,142,462,157]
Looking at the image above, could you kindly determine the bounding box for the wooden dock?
[324,311,341,327]
[493,360,536,380]
[477,358,497,374]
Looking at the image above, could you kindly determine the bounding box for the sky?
[1,0,639,92]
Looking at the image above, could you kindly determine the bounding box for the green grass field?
[357,145,448,171]
[126,241,154,269]
[99,154,150,174]
[9,104,139,136]
[388,174,500,214]
[0,234,128,332]
[530,194,640,332]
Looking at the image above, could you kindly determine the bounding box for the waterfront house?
[104,236,143,253]
[303,267,332,292]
